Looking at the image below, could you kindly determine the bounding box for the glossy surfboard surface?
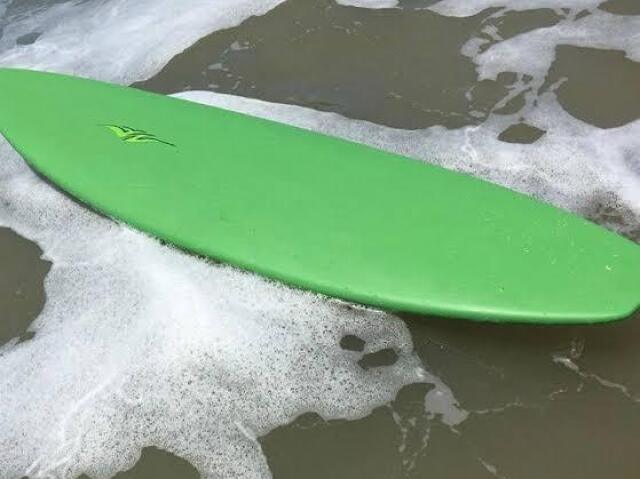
[0,68,638,323]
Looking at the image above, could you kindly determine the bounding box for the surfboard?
[0,68,638,323]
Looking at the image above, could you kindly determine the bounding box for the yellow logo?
[104,125,175,147]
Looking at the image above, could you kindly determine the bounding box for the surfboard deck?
[0,68,638,323]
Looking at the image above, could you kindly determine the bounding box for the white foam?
[0,0,290,83]
[455,5,640,235]
[429,0,604,17]
[336,0,399,8]
[471,10,640,80]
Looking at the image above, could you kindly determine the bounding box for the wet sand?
[0,227,49,345]
[2,0,640,477]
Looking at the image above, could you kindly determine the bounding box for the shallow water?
[1,0,639,478]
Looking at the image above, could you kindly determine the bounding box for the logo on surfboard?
[104,124,176,147]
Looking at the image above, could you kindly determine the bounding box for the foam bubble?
[442,4,640,237]
[429,0,604,17]
[471,10,640,80]
[0,0,290,83]
[336,0,399,8]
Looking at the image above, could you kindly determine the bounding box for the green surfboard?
[0,68,638,323]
